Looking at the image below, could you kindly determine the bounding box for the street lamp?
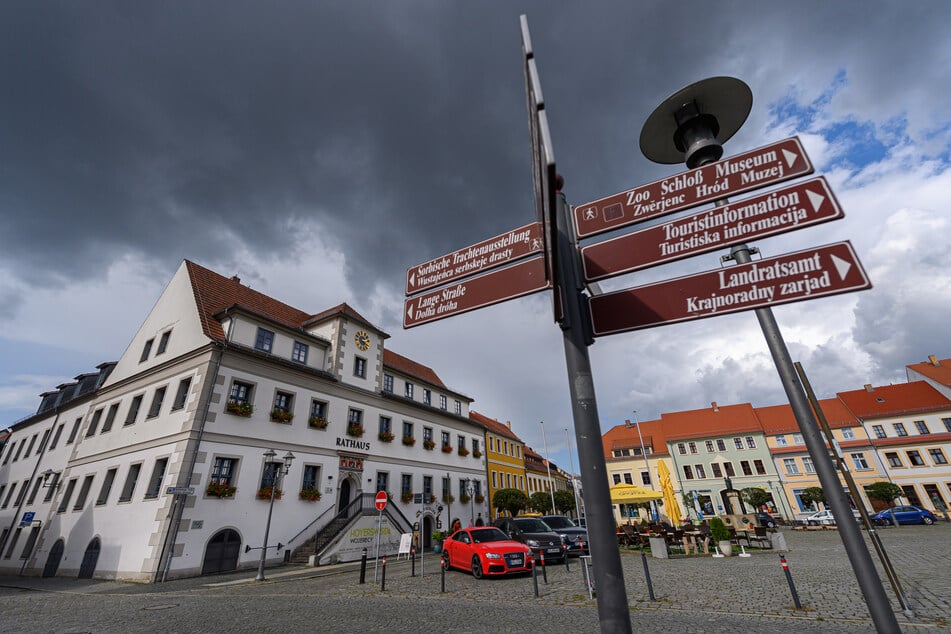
[256,449,295,581]
[539,421,556,513]
[625,411,654,521]
[464,478,475,526]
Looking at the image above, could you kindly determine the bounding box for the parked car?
[870,505,937,526]
[804,510,836,525]
[442,527,534,578]
[756,512,778,528]
[540,515,589,556]
[492,516,565,564]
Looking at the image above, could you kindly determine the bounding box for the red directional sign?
[574,137,813,239]
[375,491,388,512]
[403,256,549,328]
[581,177,843,282]
[405,222,543,296]
[588,241,870,336]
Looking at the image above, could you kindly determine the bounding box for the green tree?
[799,486,826,510]
[530,491,554,514]
[864,481,903,505]
[493,488,529,517]
[553,490,576,515]
[741,487,769,509]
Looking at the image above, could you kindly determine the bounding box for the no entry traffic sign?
[375,491,388,512]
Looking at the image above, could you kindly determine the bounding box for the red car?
[442,527,534,578]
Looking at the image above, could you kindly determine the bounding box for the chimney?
[505,421,511,429]
[929,354,940,366]
[711,401,719,412]
[230,275,241,284]
[864,384,874,392]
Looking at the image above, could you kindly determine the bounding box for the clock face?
[354,330,371,351]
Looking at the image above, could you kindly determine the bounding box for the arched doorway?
[338,478,352,513]
[201,529,241,575]
[43,539,65,578]
[78,537,101,579]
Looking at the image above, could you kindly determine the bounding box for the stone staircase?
[288,514,352,564]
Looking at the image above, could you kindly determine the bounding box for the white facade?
[0,261,488,581]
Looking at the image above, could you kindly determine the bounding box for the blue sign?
[19,511,35,527]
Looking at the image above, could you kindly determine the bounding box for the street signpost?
[588,241,871,336]
[405,222,543,295]
[403,256,548,328]
[374,491,388,582]
[573,137,813,239]
[375,490,388,511]
[581,177,843,281]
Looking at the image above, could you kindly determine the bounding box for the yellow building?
[470,411,527,518]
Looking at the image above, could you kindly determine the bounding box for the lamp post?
[539,421,556,513]
[256,449,294,582]
[465,478,475,526]
[564,427,583,520]
[625,411,654,521]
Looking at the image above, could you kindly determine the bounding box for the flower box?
[308,416,329,430]
[225,401,253,417]
[460,493,471,504]
[270,409,294,424]
[472,449,482,458]
[423,439,436,450]
[401,491,414,503]
[346,423,364,438]
[457,447,470,457]
[401,436,416,446]
[441,445,453,453]
[474,494,485,504]
[378,431,395,442]
[256,486,283,500]
[442,494,455,504]
[206,482,237,498]
[299,486,322,502]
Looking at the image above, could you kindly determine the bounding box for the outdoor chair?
[728,527,750,548]
[748,526,772,549]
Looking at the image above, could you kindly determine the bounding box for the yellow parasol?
[656,461,683,523]
[609,483,662,504]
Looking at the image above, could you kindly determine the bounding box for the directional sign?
[375,490,388,511]
[403,256,548,328]
[405,222,543,296]
[581,177,843,282]
[588,241,870,336]
[574,137,813,239]
[166,486,196,496]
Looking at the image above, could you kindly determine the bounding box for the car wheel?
[767,521,775,528]
[923,516,934,525]
[808,520,817,526]
[471,556,483,579]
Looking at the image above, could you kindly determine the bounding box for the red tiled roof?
[602,418,668,460]
[470,411,522,442]
[305,303,386,336]
[907,356,951,388]
[383,349,446,389]
[837,381,951,419]
[755,398,859,434]
[660,402,760,440]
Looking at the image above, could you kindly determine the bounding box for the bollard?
[564,544,570,572]
[411,546,416,577]
[540,550,547,584]
[359,548,367,584]
[640,552,655,601]
[381,555,387,592]
[441,552,446,593]
[779,554,802,609]
[531,556,540,597]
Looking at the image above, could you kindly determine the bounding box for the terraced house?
[471,411,526,518]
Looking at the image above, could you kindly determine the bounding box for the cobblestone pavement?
[0,524,948,632]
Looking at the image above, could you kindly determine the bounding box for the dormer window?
[255,328,274,353]
[383,374,394,393]
[405,382,414,399]
[292,341,308,364]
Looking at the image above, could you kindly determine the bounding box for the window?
[906,450,925,466]
[943,418,951,432]
[695,464,707,479]
[211,457,238,487]
[85,408,103,437]
[383,374,394,393]
[893,423,908,437]
[39,429,50,453]
[623,472,633,484]
[677,443,687,455]
[23,434,37,458]
[147,386,167,418]
[27,478,43,505]
[851,453,870,470]
[439,395,447,410]
[723,462,735,477]
[473,481,481,498]
[914,420,929,434]
[255,328,274,352]
[641,471,651,486]
[73,475,95,510]
[454,400,462,415]
[43,473,60,502]
[125,395,143,425]
[733,437,744,450]
[119,464,142,502]
[157,330,172,355]
[716,439,726,451]
[841,428,856,440]
[783,458,800,475]
[505,473,511,488]
[612,473,621,485]
[401,474,412,496]
[292,341,308,364]
[503,441,508,456]
[229,380,253,404]
[928,448,948,465]
[354,357,367,378]
[99,403,119,433]
[792,434,804,444]
[516,446,521,458]
[260,461,281,489]
[423,389,431,406]
[14,479,30,506]
[20,527,40,560]
[688,442,698,454]
[740,460,752,476]
[310,399,327,420]
[402,421,414,440]
[140,338,154,362]
[348,408,363,425]
[775,435,788,447]
[97,469,117,505]
[172,378,191,410]
[472,438,480,455]
[745,436,756,449]
[303,465,321,490]
[802,457,815,474]
[683,465,694,480]
[272,390,294,416]
[753,459,766,475]
[492,472,498,488]
[884,452,902,468]
[422,476,434,500]
[1,483,16,509]
[423,427,433,443]
[404,382,414,398]
[145,458,169,498]
[441,431,450,448]
[705,440,715,452]
[711,463,723,478]
[457,435,466,450]
[3,528,21,559]
[49,423,65,450]
[872,425,886,439]
[379,416,392,435]
[375,471,388,493]
[57,479,78,513]
[1,442,12,465]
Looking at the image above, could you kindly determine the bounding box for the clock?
[354,330,371,351]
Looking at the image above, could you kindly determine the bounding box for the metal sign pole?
[373,509,382,582]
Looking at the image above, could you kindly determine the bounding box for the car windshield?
[470,528,509,543]
[514,518,552,532]
[542,516,573,529]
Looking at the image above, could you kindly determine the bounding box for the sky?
[2,1,950,471]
